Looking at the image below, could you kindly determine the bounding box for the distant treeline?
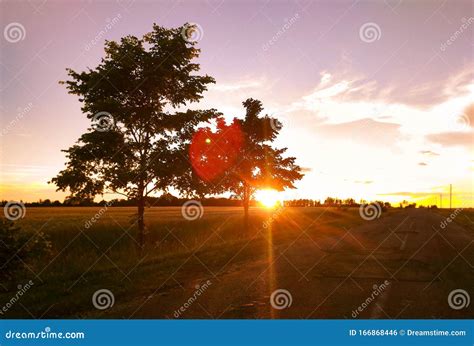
[1,194,242,207]
[1,195,428,209]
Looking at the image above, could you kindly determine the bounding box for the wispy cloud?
[420,150,440,156]
[209,79,264,92]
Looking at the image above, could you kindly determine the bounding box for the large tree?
[51,24,218,248]
[181,99,304,227]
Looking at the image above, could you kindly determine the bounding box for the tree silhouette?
[183,99,303,227]
[51,24,218,248]
[229,99,303,227]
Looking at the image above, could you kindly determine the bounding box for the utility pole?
[440,193,442,209]
[449,184,452,210]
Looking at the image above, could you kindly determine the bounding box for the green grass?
[0,206,369,318]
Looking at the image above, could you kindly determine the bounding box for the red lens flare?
[189,120,243,181]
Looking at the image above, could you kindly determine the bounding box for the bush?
[0,220,51,282]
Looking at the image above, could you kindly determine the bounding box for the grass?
[435,208,474,232]
[1,206,367,318]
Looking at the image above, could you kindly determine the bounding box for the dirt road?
[107,208,473,319]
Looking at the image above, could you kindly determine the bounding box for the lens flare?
[255,189,280,208]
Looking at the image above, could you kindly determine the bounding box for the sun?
[255,189,280,209]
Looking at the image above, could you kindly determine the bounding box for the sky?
[0,0,473,207]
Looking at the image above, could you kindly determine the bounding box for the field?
[1,206,473,319]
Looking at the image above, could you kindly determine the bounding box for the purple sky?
[1,0,473,206]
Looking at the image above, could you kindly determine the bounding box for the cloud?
[354,180,373,184]
[420,150,439,156]
[378,191,439,197]
[370,65,474,108]
[315,118,402,147]
[294,66,474,124]
[427,132,473,147]
[300,71,385,107]
[209,79,264,92]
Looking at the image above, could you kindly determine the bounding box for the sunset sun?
[255,189,280,208]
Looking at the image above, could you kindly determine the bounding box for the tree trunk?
[244,197,249,229]
[137,194,145,250]
[243,184,250,230]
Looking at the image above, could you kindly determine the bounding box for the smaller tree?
[182,99,303,228]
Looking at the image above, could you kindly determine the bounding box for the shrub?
[0,220,51,282]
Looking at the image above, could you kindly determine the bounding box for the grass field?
[1,206,366,317]
[1,206,472,319]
